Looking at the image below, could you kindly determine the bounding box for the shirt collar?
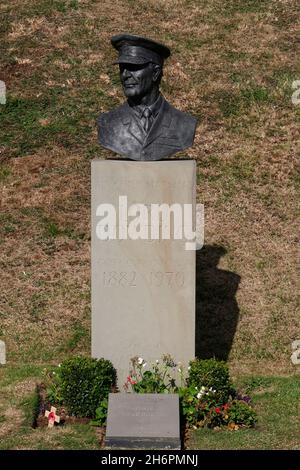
[130,94,163,119]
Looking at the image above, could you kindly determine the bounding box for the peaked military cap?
[111,33,171,66]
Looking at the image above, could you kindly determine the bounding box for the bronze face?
[119,63,158,101]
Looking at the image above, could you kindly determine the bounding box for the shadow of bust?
[196,245,241,360]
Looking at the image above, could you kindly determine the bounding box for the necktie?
[142,107,152,133]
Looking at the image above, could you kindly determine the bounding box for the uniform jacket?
[97,97,197,160]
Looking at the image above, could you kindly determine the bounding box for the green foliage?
[179,385,218,426]
[179,387,257,429]
[45,369,64,406]
[90,398,108,426]
[203,400,257,429]
[124,355,178,394]
[228,400,257,426]
[181,359,257,429]
[125,356,256,430]
[48,356,116,417]
[188,358,233,404]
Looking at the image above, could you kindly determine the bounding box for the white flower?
[138,357,144,365]
[142,362,147,368]
[201,386,206,391]
[178,368,182,373]
[156,360,159,364]
[188,366,191,370]
[58,364,61,368]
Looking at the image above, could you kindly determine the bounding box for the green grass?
[0,90,104,157]
[0,165,11,182]
[188,374,300,450]
[62,321,90,352]
[227,0,266,13]
[0,364,44,387]
[41,218,87,240]
[216,85,271,118]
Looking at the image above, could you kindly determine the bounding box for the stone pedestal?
[91,160,196,388]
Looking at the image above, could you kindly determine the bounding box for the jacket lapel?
[143,98,173,148]
[121,104,145,145]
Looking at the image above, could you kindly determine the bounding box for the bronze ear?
[153,64,162,83]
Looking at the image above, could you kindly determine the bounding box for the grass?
[0,0,299,449]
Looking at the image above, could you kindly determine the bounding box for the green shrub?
[228,400,257,426]
[179,385,214,426]
[58,356,116,417]
[90,398,109,426]
[188,358,233,404]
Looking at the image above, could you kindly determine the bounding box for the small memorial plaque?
[105,393,181,449]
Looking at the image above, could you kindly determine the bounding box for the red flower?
[127,376,137,385]
[48,412,55,420]
[215,407,221,414]
[223,403,230,411]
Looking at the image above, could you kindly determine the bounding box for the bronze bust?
[97,34,197,161]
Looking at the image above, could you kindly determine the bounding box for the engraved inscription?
[101,271,184,288]
[150,271,184,287]
[103,271,137,287]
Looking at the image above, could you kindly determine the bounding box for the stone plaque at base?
[105,393,181,449]
[91,160,196,388]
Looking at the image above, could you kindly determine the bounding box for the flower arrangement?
[124,354,179,393]
[124,356,257,430]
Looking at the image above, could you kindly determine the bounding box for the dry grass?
[0,407,24,439]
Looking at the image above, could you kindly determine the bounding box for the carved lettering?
[103,271,137,287]
[102,270,184,288]
[150,271,184,287]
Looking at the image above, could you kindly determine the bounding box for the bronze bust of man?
[97,34,197,161]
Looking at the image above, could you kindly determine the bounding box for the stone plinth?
[91,160,196,388]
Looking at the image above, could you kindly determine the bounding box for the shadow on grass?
[196,245,240,361]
